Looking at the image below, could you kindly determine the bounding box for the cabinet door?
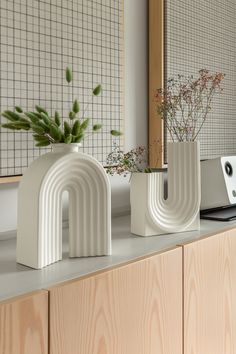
[184,229,236,354]
[49,248,182,354]
[0,290,48,354]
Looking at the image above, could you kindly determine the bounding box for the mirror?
[0,0,124,180]
[149,0,236,167]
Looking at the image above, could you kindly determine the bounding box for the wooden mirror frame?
[149,0,164,168]
[0,176,21,184]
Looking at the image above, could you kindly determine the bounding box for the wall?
[0,0,148,234]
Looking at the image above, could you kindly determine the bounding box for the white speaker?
[201,156,236,210]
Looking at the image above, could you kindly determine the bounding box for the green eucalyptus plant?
[0,67,122,147]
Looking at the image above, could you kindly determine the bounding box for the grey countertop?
[1,214,236,301]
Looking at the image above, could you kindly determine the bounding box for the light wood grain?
[149,0,164,168]
[183,229,236,354]
[0,176,21,184]
[49,248,182,354]
[0,291,48,354]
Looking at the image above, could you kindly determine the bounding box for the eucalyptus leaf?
[38,120,50,132]
[73,99,80,114]
[25,112,39,123]
[69,111,76,120]
[15,106,23,113]
[64,121,71,136]
[31,125,45,135]
[50,125,61,142]
[74,132,84,143]
[93,84,102,96]
[12,121,30,130]
[54,111,61,126]
[93,123,102,131]
[19,117,30,124]
[33,135,49,143]
[66,67,72,83]
[35,140,50,147]
[72,120,81,136]
[1,123,21,130]
[64,134,72,144]
[110,130,122,137]
[81,118,90,130]
[1,112,18,122]
[2,111,21,121]
[33,112,43,119]
[40,112,50,125]
[35,105,48,115]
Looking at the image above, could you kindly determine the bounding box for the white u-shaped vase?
[130,141,201,236]
[17,144,111,269]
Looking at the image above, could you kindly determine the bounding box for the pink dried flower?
[106,143,151,176]
[155,69,225,142]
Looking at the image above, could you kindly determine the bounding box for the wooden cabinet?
[183,229,236,354]
[2,227,236,354]
[49,248,182,354]
[0,291,48,354]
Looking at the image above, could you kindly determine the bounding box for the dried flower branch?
[155,69,225,142]
[106,143,148,176]
[106,140,163,176]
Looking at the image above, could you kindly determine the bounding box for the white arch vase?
[130,141,201,236]
[17,144,111,269]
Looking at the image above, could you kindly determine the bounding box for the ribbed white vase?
[130,141,201,236]
[17,143,111,269]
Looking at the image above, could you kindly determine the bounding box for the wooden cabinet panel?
[49,248,182,354]
[184,229,236,354]
[0,291,48,354]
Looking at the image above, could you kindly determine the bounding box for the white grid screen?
[0,0,123,177]
[165,0,236,160]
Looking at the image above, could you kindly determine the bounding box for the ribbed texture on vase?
[17,151,111,269]
[130,141,201,236]
[147,142,200,232]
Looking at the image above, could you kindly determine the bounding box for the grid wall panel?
[0,0,124,177]
[165,0,236,160]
